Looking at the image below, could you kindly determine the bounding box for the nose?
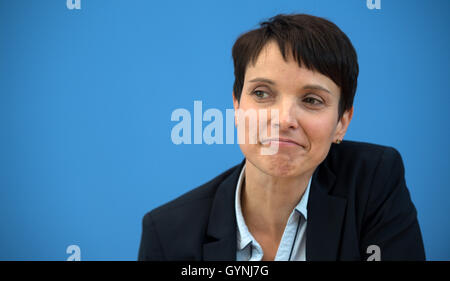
[275,97,299,131]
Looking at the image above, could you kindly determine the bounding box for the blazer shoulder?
[335,139,400,157]
[323,140,405,201]
[328,140,402,168]
[147,162,241,220]
[139,162,242,260]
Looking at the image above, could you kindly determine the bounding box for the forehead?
[245,41,339,94]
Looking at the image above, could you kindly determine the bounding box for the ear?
[333,106,354,143]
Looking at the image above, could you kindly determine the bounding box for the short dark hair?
[232,14,359,120]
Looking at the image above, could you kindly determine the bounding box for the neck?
[241,160,312,236]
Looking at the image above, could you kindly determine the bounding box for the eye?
[303,97,323,105]
[252,90,270,99]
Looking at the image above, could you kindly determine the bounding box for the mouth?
[260,137,304,147]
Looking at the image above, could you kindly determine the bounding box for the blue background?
[1,0,449,260]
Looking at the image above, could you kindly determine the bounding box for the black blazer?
[138,140,425,261]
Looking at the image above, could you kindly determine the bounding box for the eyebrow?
[248,77,276,85]
[248,77,332,95]
[302,84,332,95]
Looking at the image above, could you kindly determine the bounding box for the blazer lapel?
[201,158,347,261]
[306,160,347,261]
[202,160,245,261]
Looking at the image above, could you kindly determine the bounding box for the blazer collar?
[306,156,347,261]
[202,155,347,261]
[202,159,245,261]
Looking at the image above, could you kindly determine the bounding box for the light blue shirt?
[235,164,312,261]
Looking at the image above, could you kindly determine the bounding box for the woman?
[138,14,425,261]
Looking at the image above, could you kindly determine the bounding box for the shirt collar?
[235,163,253,250]
[235,163,312,251]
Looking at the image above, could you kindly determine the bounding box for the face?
[233,41,353,178]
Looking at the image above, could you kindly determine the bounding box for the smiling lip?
[261,137,303,147]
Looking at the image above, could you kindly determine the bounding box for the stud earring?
[336,139,342,144]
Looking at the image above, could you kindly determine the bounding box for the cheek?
[236,97,274,156]
[302,113,337,146]
[236,99,259,149]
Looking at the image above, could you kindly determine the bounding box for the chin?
[256,154,305,178]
